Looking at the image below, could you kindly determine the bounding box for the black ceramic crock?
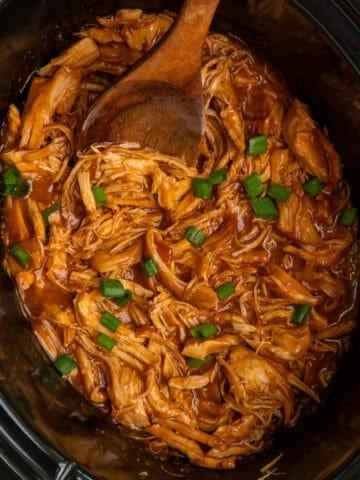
[0,1,359,479]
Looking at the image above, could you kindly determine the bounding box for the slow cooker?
[0,1,359,479]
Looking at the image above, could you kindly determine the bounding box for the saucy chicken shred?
[0,8,359,470]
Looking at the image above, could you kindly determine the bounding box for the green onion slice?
[100,311,121,333]
[216,281,235,301]
[248,135,268,156]
[268,184,291,202]
[152,193,158,201]
[42,203,60,229]
[340,207,358,227]
[185,226,207,246]
[192,178,212,199]
[186,357,209,369]
[141,259,158,277]
[115,289,132,307]
[292,304,312,325]
[250,197,279,219]
[243,172,264,198]
[10,244,32,268]
[99,278,125,298]
[92,186,107,206]
[190,323,218,339]
[96,333,116,351]
[1,167,30,197]
[209,168,227,185]
[53,354,77,375]
[303,176,324,197]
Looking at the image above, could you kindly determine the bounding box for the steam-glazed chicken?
[0,8,358,470]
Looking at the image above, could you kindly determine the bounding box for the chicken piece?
[254,325,313,362]
[41,303,75,326]
[78,27,124,44]
[121,13,173,52]
[145,229,219,310]
[75,345,107,404]
[270,148,300,185]
[90,241,142,273]
[33,319,63,360]
[146,424,236,469]
[182,334,241,359]
[277,192,321,245]
[266,263,319,305]
[219,346,295,425]
[106,361,149,428]
[3,104,21,148]
[283,99,342,187]
[20,68,82,149]
[3,198,31,244]
[38,38,100,76]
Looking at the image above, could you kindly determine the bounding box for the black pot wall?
[0,1,359,480]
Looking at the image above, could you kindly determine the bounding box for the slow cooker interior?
[0,1,359,479]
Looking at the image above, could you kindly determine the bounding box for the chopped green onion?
[292,304,312,325]
[192,178,212,199]
[92,186,107,206]
[42,203,60,229]
[115,289,132,307]
[10,244,32,268]
[209,168,227,185]
[186,357,209,369]
[216,281,235,301]
[268,184,291,202]
[190,323,218,339]
[100,311,121,333]
[1,167,30,197]
[40,367,60,389]
[303,176,324,197]
[185,226,207,246]
[99,278,125,298]
[248,135,268,156]
[141,259,158,277]
[243,172,264,198]
[340,207,358,227]
[53,354,77,375]
[96,333,116,351]
[250,197,279,219]
[152,193,158,201]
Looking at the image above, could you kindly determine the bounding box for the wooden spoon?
[79,0,220,166]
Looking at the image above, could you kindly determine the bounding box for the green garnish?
[100,311,121,333]
[184,226,207,246]
[216,281,235,300]
[192,178,212,199]
[243,172,264,198]
[340,207,358,227]
[190,323,218,339]
[92,186,107,206]
[250,197,279,219]
[248,135,268,156]
[99,278,125,298]
[96,333,116,351]
[292,304,312,325]
[208,168,227,185]
[141,259,158,277]
[186,357,209,369]
[53,354,77,375]
[10,244,32,268]
[268,184,291,202]
[303,176,324,197]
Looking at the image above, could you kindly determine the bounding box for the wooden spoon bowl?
[79,0,220,166]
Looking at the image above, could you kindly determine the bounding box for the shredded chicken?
[0,7,358,471]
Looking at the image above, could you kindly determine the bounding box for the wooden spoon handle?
[124,0,220,92]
